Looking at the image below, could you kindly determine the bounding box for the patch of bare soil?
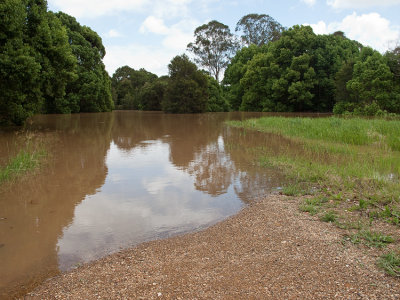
[27,194,399,299]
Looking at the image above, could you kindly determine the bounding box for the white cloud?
[301,0,316,6]
[307,12,400,52]
[308,21,328,34]
[327,0,400,9]
[152,0,193,18]
[49,0,148,18]
[103,43,176,76]
[140,17,198,51]
[103,10,200,76]
[162,30,193,51]
[49,0,194,18]
[140,16,170,34]
[105,29,123,38]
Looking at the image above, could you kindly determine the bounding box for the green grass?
[299,196,329,215]
[229,116,400,151]
[282,184,305,196]
[320,211,338,223]
[349,230,394,248]
[378,251,400,277]
[227,116,400,276]
[0,135,47,184]
[229,116,400,224]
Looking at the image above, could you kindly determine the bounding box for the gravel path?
[27,194,399,299]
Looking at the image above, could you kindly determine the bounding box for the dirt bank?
[27,194,399,299]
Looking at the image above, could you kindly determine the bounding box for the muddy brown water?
[0,111,326,298]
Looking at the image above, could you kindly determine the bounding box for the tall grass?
[0,133,47,184]
[230,117,400,151]
[229,117,400,189]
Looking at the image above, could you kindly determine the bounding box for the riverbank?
[228,116,400,275]
[27,193,399,299]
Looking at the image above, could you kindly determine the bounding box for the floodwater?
[0,111,314,297]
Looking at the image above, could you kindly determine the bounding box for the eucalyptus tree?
[235,13,284,47]
[187,20,237,82]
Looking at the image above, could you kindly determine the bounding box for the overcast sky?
[47,0,400,77]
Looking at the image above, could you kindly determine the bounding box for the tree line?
[2,6,399,125]
[111,57,229,114]
[113,14,399,116]
[0,0,113,126]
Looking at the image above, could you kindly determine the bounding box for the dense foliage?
[225,26,363,112]
[0,0,112,126]
[56,12,114,113]
[111,61,229,114]
[207,76,230,112]
[334,47,400,115]
[162,55,208,113]
[224,24,400,115]
[223,45,268,111]
[111,66,159,110]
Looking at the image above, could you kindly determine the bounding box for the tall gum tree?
[235,13,284,47]
[187,20,237,82]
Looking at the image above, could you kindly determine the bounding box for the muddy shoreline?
[26,193,399,299]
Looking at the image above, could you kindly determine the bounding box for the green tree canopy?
[56,12,114,113]
[111,65,158,109]
[0,1,114,125]
[187,20,237,82]
[0,0,76,125]
[0,0,41,125]
[163,55,208,113]
[240,25,318,111]
[207,76,230,112]
[235,13,284,47]
[139,77,167,111]
[385,44,400,82]
[346,47,399,113]
[223,44,268,110]
[227,25,362,112]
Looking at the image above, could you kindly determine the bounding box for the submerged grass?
[227,116,400,276]
[0,132,48,184]
[230,117,400,151]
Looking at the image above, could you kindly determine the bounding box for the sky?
[47,0,400,77]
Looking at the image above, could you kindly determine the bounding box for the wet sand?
[27,194,399,299]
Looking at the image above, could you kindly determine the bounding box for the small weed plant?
[378,251,400,277]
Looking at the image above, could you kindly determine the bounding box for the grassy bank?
[0,132,48,185]
[228,116,400,276]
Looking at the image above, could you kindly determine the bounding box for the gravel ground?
[27,194,399,299]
